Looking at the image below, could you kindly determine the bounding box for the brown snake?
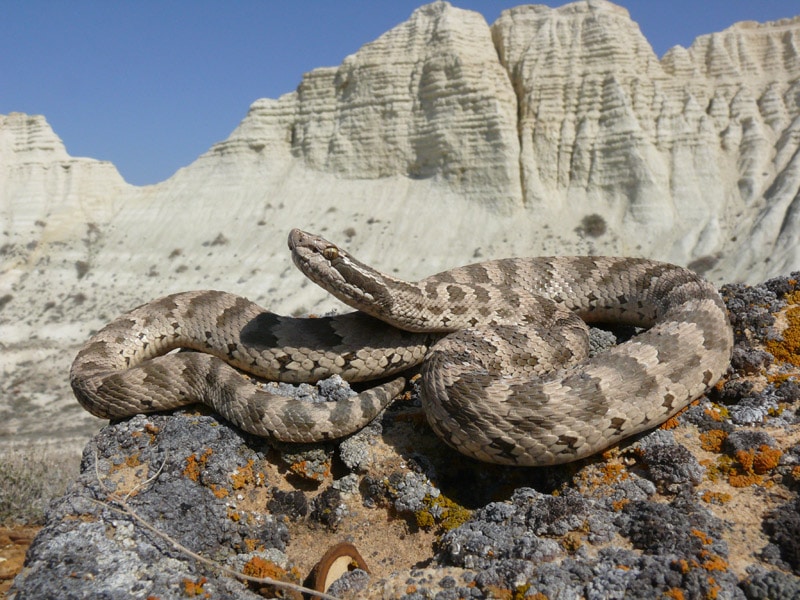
[71,229,733,465]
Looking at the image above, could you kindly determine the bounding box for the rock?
[220,1,521,208]
[8,413,292,600]
[740,567,800,599]
[635,430,705,492]
[762,497,800,574]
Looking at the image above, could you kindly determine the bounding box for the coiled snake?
[71,229,733,466]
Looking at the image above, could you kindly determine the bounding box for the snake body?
[71,229,733,466]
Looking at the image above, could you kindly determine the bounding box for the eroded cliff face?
[1,0,799,442]
[492,3,800,279]
[212,2,522,209]
[209,0,800,279]
[0,113,130,239]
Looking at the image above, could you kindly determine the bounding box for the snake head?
[288,229,345,275]
[288,229,394,317]
[288,228,336,258]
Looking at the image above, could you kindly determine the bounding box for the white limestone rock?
[2,1,800,444]
[0,113,130,237]
[492,1,800,279]
[212,2,521,208]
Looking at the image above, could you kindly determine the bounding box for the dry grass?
[0,445,80,525]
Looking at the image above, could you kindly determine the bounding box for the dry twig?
[91,450,342,600]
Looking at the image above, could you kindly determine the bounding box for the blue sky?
[1,1,797,186]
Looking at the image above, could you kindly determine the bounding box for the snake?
[71,228,733,466]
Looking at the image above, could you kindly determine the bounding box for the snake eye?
[323,246,339,261]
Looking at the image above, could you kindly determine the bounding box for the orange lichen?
[611,498,630,512]
[575,461,630,496]
[705,577,721,600]
[750,446,783,474]
[108,452,143,475]
[209,484,229,499]
[699,550,729,573]
[242,556,297,580]
[227,508,241,522]
[241,556,302,598]
[668,533,730,599]
[660,400,700,429]
[230,459,264,490]
[718,444,783,487]
[700,491,731,505]
[182,576,208,597]
[288,459,331,482]
[699,430,727,453]
[664,589,685,600]
[673,558,691,574]
[765,300,800,366]
[602,446,621,461]
[660,415,682,430]
[183,448,212,482]
[600,463,628,484]
[700,429,782,487]
[728,473,763,488]
[735,449,755,472]
[703,405,729,422]
[691,529,714,546]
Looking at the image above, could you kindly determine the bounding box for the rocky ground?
[6,272,800,599]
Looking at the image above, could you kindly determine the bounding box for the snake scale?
[71,229,733,466]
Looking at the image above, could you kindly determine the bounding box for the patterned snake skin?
[71,229,733,465]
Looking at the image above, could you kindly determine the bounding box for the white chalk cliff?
[2,0,800,443]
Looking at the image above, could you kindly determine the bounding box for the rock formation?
[227,2,522,208]
[1,0,800,443]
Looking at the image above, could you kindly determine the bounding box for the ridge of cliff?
[1,1,799,445]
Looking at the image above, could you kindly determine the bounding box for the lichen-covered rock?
[740,568,800,599]
[635,430,705,492]
[9,413,289,600]
[762,497,800,575]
